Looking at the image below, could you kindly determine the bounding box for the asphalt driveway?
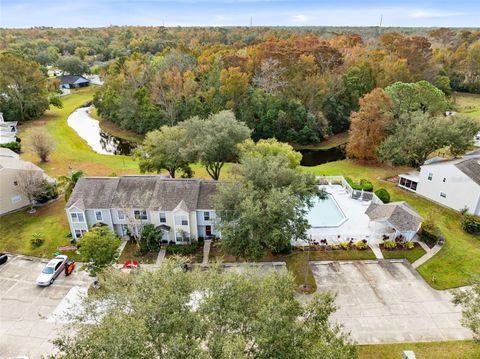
[311,260,472,344]
[0,254,91,358]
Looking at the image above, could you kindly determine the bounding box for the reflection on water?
[67,106,136,156]
[299,145,346,167]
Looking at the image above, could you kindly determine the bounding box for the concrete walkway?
[412,242,443,268]
[155,249,166,267]
[202,240,212,266]
[368,243,384,259]
[117,238,129,256]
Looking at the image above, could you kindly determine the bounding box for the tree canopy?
[53,259,357,359]
[214,139,322,259]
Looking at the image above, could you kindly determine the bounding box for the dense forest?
[0,26,479,146]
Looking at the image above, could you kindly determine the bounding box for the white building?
[0,112,18,145]
[66,176,220,242]
[399,157,480,215]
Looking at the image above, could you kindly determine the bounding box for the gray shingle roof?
[66,176,218,211]
[56,75,89,85]
[455,158,480,186]
[365,201,422,233]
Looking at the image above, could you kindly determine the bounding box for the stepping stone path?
[202,240,212,266]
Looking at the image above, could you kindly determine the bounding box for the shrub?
[30,233,45,248]
[420,220,442,247]
[339,241,351,250]
[166,242,201,256]
[374,188,391,203]
[355,239,368,250]
[139,224,161,255]
[329,244,340,250]
[462,215,480,234]
[383,240,396,250]
[345,177,373,192]
[34,180,58,204]
[402,241,415,249]
[0,141,21,153]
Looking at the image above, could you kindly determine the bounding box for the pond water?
[67,106,136,155]
[299,145,346,166]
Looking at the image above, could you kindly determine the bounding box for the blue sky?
[1,0,479,28]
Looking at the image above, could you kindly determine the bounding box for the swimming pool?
[307,193,347,227]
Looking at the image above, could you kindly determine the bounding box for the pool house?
[301,176,423,246]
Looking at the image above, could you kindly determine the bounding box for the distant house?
[398,156,480,215]
[0,112,18,145]
[0,148,46,215]
[66,176,220,242]
[56,75,90,89]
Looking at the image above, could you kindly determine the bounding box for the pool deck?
[307,185,381,243]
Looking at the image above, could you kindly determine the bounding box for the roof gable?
[455,158,480,186]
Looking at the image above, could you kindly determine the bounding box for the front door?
[205,225,212,237]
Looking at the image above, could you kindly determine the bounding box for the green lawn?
[380,244,427,263]
[304,160,480,289]
[453,92,480,121]
[359,340,480,359]
[0,199,72,258]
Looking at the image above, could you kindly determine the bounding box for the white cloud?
[290,14,310,24]
[409,10,465,18]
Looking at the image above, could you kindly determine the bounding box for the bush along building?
[66,176,220,243]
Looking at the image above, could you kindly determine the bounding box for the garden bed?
[165,242,204,263]
[117,240,158,264]
[380,242,426,263]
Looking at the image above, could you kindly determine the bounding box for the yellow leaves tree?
[220,66,249,109]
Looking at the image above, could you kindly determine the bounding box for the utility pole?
[379,14,383,27]
[250,16,253,27]
[302,235,312,291]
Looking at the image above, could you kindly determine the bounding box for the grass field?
[359,340,480,359]
[0,199,72,259]
[453,92,480,121]
[380,244,427,263]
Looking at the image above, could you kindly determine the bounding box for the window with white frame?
[428,173,433,181]
[174,215,188,226]
[117,209,125,220]
[121,224,129,236]
[134,210,147,220]
[95,211,103,221]
[204,211,210,221]
[159,212,167,223]
[71,212,85,223]
[440,192,447,198]
[175,230,190,242]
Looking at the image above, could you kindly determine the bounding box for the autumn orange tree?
[346,88,393,161]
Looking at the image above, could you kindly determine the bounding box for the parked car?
[36,255,68,286]
[0,253,8,265]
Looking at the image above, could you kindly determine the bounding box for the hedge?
[345,177,374,192]
[374,188,391,203]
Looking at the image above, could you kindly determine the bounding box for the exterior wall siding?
[416,165,480,215]
[67,206,220,243]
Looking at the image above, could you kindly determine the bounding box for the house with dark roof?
[398,156,480,215]
[365,202,423,241]
[56,75,90,89]
[66,176,220,242]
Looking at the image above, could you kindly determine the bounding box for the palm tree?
[58,170,84,201]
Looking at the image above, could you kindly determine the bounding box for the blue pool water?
[307,194,346,227]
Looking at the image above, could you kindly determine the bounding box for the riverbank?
[292,132,349,151]
[90,107,144,144]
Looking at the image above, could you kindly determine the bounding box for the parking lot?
[311,260,472,344]
[0,255,91,359]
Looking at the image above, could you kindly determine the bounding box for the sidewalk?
[412,242,443,268]
[202,240,212,266]
[368,243,384,259]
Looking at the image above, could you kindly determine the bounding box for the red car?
[121,261,139,273]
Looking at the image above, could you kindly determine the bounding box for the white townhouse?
[398,156,480,215]
[66,176,220,242]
